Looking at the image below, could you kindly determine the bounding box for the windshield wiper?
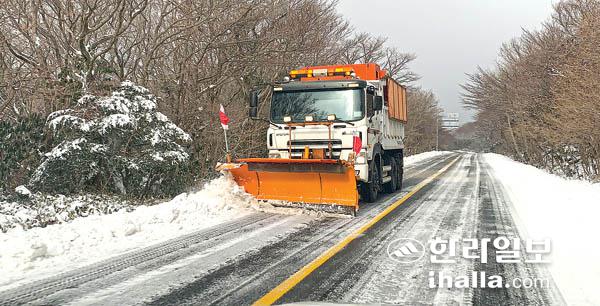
[251,117,280,128]
[332,119,355,126]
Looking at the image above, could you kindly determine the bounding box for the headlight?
[269,152,281,159]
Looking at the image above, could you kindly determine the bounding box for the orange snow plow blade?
[217,158,358,214]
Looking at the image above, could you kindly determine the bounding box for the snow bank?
[484,153,600,305]
[404,151,453,166]
[0,175,255,290]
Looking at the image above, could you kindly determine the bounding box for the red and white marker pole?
[219,104,231,162]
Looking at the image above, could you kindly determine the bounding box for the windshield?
[270,88,364,123]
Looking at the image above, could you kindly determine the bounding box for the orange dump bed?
[385,77,407,122]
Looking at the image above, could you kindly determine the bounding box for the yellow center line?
[253,155,461,306]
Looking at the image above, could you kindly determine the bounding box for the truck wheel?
[361,161,380,202]
[383,157,397,193]
[395,155,403,191]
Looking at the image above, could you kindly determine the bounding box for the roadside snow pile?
[0,190,132,233]
[405,151,453,166]
[0,175,255,290]
[484,153,600,305]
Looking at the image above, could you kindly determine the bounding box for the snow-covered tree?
[30,81,192,197]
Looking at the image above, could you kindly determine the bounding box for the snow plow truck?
[218,63,407,216]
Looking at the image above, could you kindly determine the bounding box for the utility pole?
[436,117,439,151]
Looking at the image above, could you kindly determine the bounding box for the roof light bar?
[289,66,356,79]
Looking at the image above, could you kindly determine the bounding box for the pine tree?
[30,81,192,197]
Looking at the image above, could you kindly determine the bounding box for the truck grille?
[286,139,343,159]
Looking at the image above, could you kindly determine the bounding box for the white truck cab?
[250,63,406,202]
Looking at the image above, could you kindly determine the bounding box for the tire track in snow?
[0,213,277,305]
[143,154,459,305]
[325,154,470,304]
[472,155,565,305]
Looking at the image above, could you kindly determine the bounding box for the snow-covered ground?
[484,153,600,305]
[405,150,452,165]
[0,151,452,292]
[0,176,256,290]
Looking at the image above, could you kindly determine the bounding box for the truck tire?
[383,156,397,193]
[395,154,403,191]
[361,161,380,202]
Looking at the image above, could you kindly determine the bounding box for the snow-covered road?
[2,151,595,305]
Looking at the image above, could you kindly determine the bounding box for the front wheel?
[360,161,380,202]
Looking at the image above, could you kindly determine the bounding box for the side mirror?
[374,96,383,111]
[366,94,374,117]
[250,90,259,108]
[249,106,258,118]
[248,90,259,119]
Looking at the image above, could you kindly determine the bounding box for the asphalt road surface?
[0,152,566,305]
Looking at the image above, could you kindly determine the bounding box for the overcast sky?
[336,0,556,123]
